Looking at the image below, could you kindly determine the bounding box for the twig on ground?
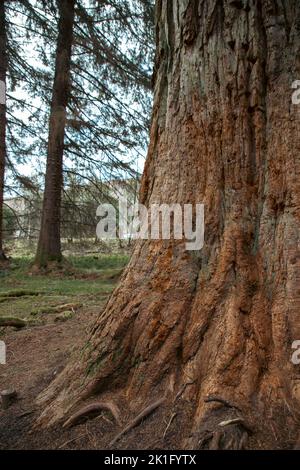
[174,380,195,401]
[110,398,165,447]
[219,418,244,427]
[163,412,177,439]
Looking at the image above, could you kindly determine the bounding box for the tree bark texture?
[37,0,300,449]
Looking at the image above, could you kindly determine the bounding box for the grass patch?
[0,290,42,298]
[0,254,129,322]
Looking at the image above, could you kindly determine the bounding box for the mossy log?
[0,317,27,328]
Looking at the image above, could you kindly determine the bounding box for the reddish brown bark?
[37,0,300,449]
[0,0,7,260]
[35,0,75,267]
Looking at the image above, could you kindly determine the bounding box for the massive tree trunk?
[37,0,300,449]
[0,0,7,261]
[35,0,75,268]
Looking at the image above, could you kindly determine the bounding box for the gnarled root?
[63,401,122,428]
[206,423,249,450]
[197,406,253,450]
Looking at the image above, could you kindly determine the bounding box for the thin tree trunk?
[37,0,300,449]
[35,0,75,268]
[0,0,7,260]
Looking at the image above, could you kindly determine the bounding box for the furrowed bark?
[36,0,300,449]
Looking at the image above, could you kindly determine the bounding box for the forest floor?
[0,254,160,450]
[0,253,183,450]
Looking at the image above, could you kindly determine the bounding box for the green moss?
[0,255,128,323]
[54,311,74,322]
[0,290,41,298]
[30,302,82,316]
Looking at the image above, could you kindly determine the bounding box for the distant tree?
[34,0,75,267]
[0,0,8,260]
[2,0,154,262]
[1,0,54,255]
[34,0,153,267]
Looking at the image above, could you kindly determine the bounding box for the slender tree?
[3,0,154,254]
[35,0,75,267]
[0,0,8,260]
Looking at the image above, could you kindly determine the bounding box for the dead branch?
[163,412,177,439]
[63,401,122,428]
[219,418,244,427]
[110,398,165,447]
[0,317,26,328]
[220,416,254,434]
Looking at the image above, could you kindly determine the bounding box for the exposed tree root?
[0,317,26,328]
[110,398,165,447]
[63,401,122,428]
[213,427,248,450]
[219,417,244,427]
[204,395,242,412]
[199,420,250,450]
[196,402,254,450]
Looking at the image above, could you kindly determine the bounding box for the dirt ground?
[0,255,166,450]
[0,305,292,451]
[0,303,187,450]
